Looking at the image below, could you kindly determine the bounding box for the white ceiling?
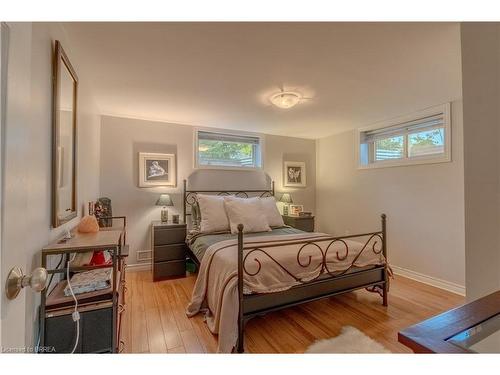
[63,22,462,139]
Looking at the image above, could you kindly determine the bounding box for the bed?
[183,180,389,353]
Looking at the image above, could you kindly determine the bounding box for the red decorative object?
[89,251,108,266]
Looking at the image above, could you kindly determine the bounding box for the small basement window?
[195,129,263,169]
[358,103,451,169]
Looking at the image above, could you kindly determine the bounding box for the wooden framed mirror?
[52,40,78,227]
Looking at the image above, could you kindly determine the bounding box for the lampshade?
[155,194,173,207]
[279,193,293,204]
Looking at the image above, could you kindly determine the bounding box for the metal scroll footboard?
[235,214,388,353]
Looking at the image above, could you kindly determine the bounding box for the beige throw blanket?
[186,232,385,352]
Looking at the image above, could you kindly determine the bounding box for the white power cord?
[66,253,80,354]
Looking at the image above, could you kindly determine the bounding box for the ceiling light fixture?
[269,91,303,109]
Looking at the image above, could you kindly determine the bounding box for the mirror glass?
[53,41,77,227]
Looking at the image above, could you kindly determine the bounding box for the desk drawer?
[154,244,186,262]
[153,260,186,280]
[153,227,186,245]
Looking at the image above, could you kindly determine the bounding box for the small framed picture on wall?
[284,161,306,187]
[138,152,176,187]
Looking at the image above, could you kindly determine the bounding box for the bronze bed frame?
[183,180,388,353]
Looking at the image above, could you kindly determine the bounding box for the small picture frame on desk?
[289,204,304,216]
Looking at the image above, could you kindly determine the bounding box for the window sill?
[358,154,451,170]
[194,164,263,172]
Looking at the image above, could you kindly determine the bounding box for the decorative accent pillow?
[223,196,272,234]
[197,194,230,233]
[260,196,285,227]
[78,215,100,233]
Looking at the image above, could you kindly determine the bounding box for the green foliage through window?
[199,140,253,161]
[409,129,444,157]
[375,136,404,160]
[196,131,261,168]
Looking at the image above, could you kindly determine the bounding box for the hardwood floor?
[121,270,464,353]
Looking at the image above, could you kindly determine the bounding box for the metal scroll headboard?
[182,179,275,224]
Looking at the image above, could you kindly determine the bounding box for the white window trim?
[356,103,451,170]
[193,127,265,171]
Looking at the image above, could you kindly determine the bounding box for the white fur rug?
[305,326,391,353]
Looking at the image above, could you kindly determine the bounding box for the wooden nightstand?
[282,215,315,232]
[151,221,187,281]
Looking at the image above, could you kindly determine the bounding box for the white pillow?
[259,196,285,227]
[197,194,230,233]
[223,197,272,234]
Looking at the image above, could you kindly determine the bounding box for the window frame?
[193,127,265,170]
[356,103,451,170]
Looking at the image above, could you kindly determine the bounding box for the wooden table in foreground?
[398,290,500,353]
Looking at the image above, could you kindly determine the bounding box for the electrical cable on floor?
[66,253,80,354]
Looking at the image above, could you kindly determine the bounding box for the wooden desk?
[398,290,500,353]
[42,230,123,253]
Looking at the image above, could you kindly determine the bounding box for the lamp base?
[283,205,289,216]
[161,208,168,223]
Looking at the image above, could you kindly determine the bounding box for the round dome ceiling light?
[269,91,303,109]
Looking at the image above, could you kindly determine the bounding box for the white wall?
[0,22,6,349]
[461,23,500,301]
[0,22,100,349]
[100,115,316,265]
[316,100,465,290]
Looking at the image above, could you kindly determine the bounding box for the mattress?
[186,226,305,263]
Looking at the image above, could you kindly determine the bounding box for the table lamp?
[279,193,293,215]
[156,194,173,222]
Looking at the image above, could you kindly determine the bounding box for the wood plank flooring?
[121,270,464,353]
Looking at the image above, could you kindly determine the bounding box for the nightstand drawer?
[154,244,186,262]
[283,216,315,232]
[153,260,186,280]
[154,227,186,245]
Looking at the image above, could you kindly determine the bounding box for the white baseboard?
[126,262,152,272]
[392,265,465,296]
